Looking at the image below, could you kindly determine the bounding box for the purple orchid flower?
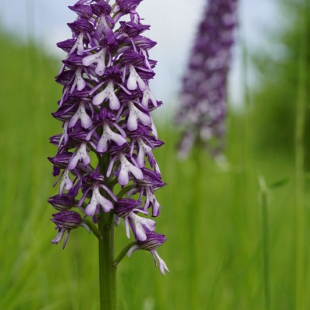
[51,211,90,249]
[48,0,167,273]
[127,231,169,275]
[175,0,238,158]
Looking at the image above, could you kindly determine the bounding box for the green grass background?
[0,31,309,310]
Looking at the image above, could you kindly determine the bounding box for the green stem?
[113,241,137,267]
[98,211,117,310]
[98,154,117,310]
[295,1,307,309]
[116,185,136,199]
[261,189,271,310]
[187,148,203,309]
[239,8,255,244]
[82,218,103,240]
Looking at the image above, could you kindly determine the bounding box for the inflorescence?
[175,0,238,159]
[48,0,168,275]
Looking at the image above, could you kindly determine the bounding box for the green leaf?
[268,178,290,189]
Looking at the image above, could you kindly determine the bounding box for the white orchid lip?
[69,101,92,129]
[70,67,86,93]
[68,142,90,170]
[127,101,151,131]
[136,138,153,168]
[85,185,114,216]
[59,169,73,194]
[82,48,107,76]
[92,81,120,110]
[118,153,143,186]
[142,87,157,108]
[97,121,127,153]
[127,64,146,91]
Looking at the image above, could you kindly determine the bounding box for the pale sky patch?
[0,0,281,109]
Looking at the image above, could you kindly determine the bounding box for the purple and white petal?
[82,48,107,76]
[68,142,90,170]
[58,121,69,147]
[153,250,169,275]
[129,212,156,241]
[71,32,85,55]
[97,122,127,153]
[118,154,143,186]
[85,185,114,216]
[70,67,86,93]
[94,14,113,40]
[51,230,65,245]
[127,64,146,91]
[69,101,92,129]
[151,197,161,217]
[59,169,73,194]
[136,138,153,168]
[142,87,157,108]
[93,81,120,110]
[127,101,151,131]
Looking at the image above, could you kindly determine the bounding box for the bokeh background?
[1,0,310,309]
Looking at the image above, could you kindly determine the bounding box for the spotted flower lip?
[49,0,168,274]
[175,0,237,158]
